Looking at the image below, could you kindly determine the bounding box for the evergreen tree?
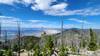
[6,49,13,56]
[39,35,54,56]
[33,43,40,56]
[44,35,54,56]
[88,28,97,51]
[12,44,19,52]
[0,50,4,56]
[58,45,68,56]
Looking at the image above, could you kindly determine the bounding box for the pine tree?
[38,35,54,56]
[58,45,68,56]
[0,50,4,56]
[33,43,40,56]
[44,35,54,56]
[6,49,13,56]
[88,28,97,51]
[12,44,19,52]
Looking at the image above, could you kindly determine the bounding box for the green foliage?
[5,50,13,56]
[11,36,40,52]
[88,42,97,51]
[4,45,9,51]
[26,43,34,51]
[90,29,97,42]
[23,36,40,51]
[71,46,77,53]
[12,44,19,52]
[88,28,97,51]
[0,41,2,44]
[0,49,13,56]
[58,45,68,56]
[0,50,4,56]
[33,43,40,56]
[36,35,55,56]
[45,36,54,49]
[41,47,47,56]
[80,39,87,48]
[44,35,54,56]
[33,48,40,56]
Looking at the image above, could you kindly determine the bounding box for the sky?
[0,0,100,37]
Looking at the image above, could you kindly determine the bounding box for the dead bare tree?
[4,29,8,50]
[0,20,1,39]
[0,12,2,39]
[5,30,7,44]
[0,22,1,38]
[17,21,21,56]
[61,16,64,46]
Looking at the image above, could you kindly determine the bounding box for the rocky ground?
[19,49,100,56]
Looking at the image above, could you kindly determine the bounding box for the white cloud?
[0,0,15,5]
[45,7,100,16]
[44,3,68,15]
[31,6,39,10]
[31,0,56,10]
[44,29,60,35]
[64,24,74,28]
[1,0,100,16]
[68,18,92,24]
[0,16,21,28]
[20,0,34,6]
[0,0,20,5]
[51,3,67,10]
[0,16,91,29]
[0,16,60,29]
[31,0,100,16]
[28,20,48,23]
[77,8,100,16]
[22,0,33,4]
[0,16,77,30]
[31,0,68,16]
[0,0,34,6]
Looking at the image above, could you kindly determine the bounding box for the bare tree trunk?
[61,16,64,46]
[4,30,7,45]
[17,21,21,56]
[0,12,2,39]
[0,20,2,49]
[4,30,8,50]
[0,21,1,39]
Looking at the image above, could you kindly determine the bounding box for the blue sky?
[0,0,100,30]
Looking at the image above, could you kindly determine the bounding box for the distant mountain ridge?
[1,28,100,39]
[53,28,100,46]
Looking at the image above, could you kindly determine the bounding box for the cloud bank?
[0,16,76,29]
[68,18,92,24]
